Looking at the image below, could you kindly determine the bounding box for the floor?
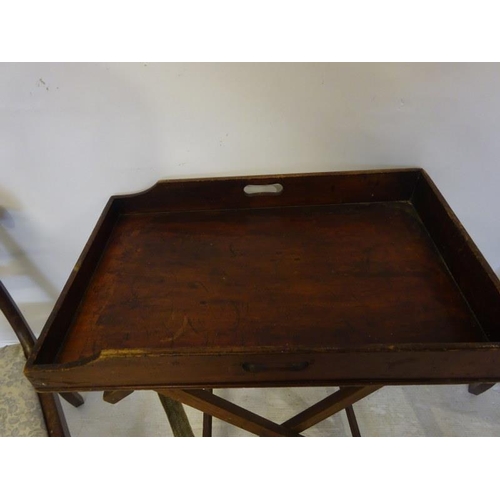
[61,384,500,437]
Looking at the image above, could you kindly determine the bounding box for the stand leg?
[282,386,382,433]
[468,383,495,396]
[103,390,134,404]
[159,388,301,437]
[158,393,194,437]
[60,392,84,408]
[345,405,361,437]
[202,389,213,437]
[159,386,382,437]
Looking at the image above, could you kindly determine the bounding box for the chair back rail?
[0,281,37,358]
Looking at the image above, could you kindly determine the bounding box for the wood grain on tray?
[25,169,500,391]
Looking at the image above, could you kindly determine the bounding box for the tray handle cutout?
[242,361,309,373]
[243,183,284,196]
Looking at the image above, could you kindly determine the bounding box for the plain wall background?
[1,62,499,345]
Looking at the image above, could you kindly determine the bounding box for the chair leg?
[39,393,71,437]
[0,282,84,412]
[468,383,495,396]
[60,392,84,408]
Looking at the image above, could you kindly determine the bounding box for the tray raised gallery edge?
[25,169,500,391]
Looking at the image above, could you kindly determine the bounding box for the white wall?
[1,62,499,345]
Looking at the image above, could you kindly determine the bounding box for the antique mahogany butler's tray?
[25,169,500,436]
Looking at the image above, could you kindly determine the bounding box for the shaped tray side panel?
[116,169,422,214]
[412,172,500,342]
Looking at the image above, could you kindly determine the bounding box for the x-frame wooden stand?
[103,386,383,437]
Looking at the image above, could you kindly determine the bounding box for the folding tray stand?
[25,169,500,436]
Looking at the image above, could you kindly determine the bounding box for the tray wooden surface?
[26,169,500,391]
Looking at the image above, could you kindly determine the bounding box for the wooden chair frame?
[0,281,83,437]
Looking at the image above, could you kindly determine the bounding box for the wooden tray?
[26,169,500,392]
